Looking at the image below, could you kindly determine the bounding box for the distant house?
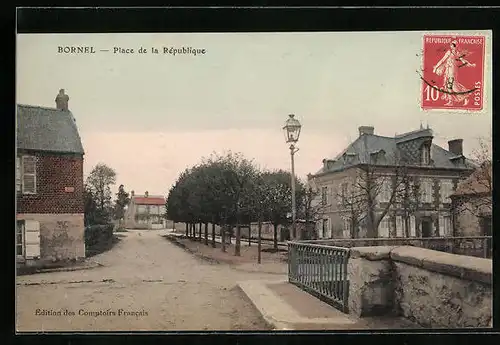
[451,161,492,238]
[308,125,476,239]
[124,191,166,229]
[16,90,85,267]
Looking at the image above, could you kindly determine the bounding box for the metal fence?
[288,241,350,313]
[300,236,493,259]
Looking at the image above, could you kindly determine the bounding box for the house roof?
[133,196,166,205]
[17,104,84,154]
[313,127,475,176]
[453,162,492,196]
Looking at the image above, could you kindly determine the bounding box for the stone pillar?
[347,246,397,317]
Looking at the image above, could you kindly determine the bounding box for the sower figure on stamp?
[432,40,476,106]
[55,88,69,111]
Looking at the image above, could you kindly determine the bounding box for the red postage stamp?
[420,34,486,112]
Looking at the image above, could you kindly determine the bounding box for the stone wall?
[17,213,85,262]
[347,245,492,328]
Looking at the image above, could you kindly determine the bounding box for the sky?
[16,31,492,197]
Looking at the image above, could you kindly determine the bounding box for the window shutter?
[409,216,416,237]
[378,217,389,238]
[396,216,403,237]
[24,220,41,259]
[22,156,37,194]
[438,215,445,237]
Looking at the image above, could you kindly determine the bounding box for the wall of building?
[347,246,492,328]
[17,153,84,214]
[312,167,465,240]
[17,213,85,262]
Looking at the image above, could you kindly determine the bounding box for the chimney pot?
[145,191,149,197]
[358,126,374,137]
[448,139,464,156]
[55,89,69,111]
[131,190,135,197]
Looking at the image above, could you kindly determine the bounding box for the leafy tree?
[85,163,117,224]
[114,184,130,220]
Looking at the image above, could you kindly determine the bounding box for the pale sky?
[16,31,492,197]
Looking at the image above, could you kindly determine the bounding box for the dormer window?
[421,144,431,165]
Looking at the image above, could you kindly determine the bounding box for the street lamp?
[283,114,301,240]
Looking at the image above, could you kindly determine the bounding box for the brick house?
[308,125,476,239]
[124,191,166,229]
[16,90,85,266]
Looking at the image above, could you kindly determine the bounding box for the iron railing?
[288,241,350,313]
[299,236,493,259]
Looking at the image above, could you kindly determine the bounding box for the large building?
[16,90,85,266]
[308,125,476,239]
[124,191,166,229]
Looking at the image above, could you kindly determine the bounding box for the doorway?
[421,218,433,238]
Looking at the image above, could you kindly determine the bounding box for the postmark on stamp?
[419,34,486,112]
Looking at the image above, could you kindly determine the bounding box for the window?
[343,218,351,238]
[16,220,24,256]
[321,186,328,205]
[421,145,431,165]
[16,157,21,192]
[378,216,390,238]
[420,179,433,203]
[322,218,329,238]
[379,178,392,203]
[409,216,416,237]
[137,205,146,213]
[341,182,348,204]
[440,180,454,203]
[21,156,37,194]
[396,216,403,237]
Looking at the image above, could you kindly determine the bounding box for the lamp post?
[283,114,302,240]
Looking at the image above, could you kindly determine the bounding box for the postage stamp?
[420,34,486,112]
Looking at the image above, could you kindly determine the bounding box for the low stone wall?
[347,246,492,328]
[306,237,491,259]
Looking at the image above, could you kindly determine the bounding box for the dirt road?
[16,230,286,331]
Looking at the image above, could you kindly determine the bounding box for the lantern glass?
[282,114,302,143]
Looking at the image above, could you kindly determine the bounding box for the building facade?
[16,90,86,266]
[124,191,166,229]
[308,126,476,239]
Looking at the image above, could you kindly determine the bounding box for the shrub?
[85,224,114,249]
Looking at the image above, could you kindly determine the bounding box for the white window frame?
[440,179,453,203]
[21,155,37,194]
[395,216,403,237]
[420,178,433,203]
[379,178,392,203]
[442,215,452,236]
[409,215,416,237]
[378,216,390,238]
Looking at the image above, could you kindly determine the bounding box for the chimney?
[131,190,135,197]
[358,126,374,136]
[145,191,149,197]
[55,89,69,111]
[448,139,463,156]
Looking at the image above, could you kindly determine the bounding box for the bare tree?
[301,176,332,239]
[397,168,422,237]
[336,175,367,239]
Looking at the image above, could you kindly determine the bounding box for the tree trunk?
[234,224,241,256]
[228,226,232,244]
[258,221,262,264]
[211,223,216,248]
[185,222,189,237]
[248,226,251,247]
[221,225,226,252]
[204,222,208,245]
[199,222,202,241]
[273,223,278,250]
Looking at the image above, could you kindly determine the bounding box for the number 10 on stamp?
[420,34,486,112]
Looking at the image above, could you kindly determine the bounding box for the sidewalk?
[237,279,421,330]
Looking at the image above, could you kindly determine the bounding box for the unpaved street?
[16,230,286,331]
